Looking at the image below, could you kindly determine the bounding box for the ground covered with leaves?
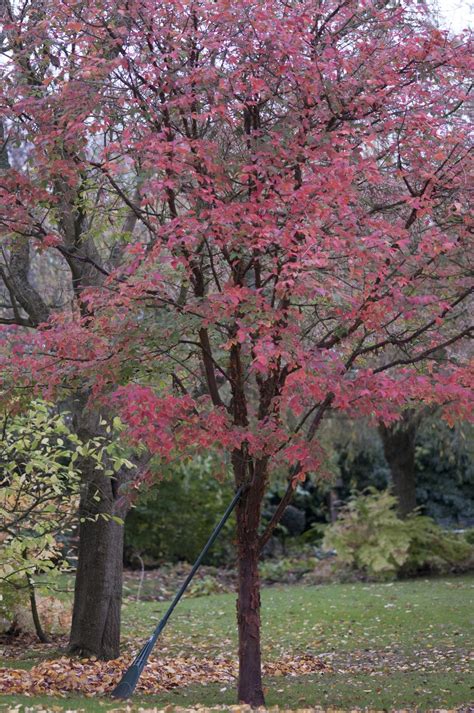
[0,653,326,696]
[0,576,472,711]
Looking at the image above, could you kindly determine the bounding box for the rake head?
[110,663,143,699]
[108,488,243,700]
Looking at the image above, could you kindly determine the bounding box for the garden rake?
[110,484,243,699]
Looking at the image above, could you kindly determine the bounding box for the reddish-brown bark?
[234,457,268,706]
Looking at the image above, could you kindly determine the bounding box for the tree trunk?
[68,495,124,659]
[27,574,50,644]
[234,456,266,706]
[379,415,418,518]
[68,400,132,660]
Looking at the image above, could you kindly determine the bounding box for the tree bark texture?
[68,465,127,659]
[234,454,267,706]
[379,414,418,517]
[68,400,132,659]
[68,498,123,658]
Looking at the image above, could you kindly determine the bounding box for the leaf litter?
[0,654,327,696]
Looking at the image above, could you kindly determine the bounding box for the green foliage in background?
[403,515,473,575]
[333,418,473,527]
[415,421,474,526]
[124,455,235,567]
[0,403,82,625]
[0,401,129,630]
[336,427,390,495]
[323,488,473,579]
[124,419,474,569]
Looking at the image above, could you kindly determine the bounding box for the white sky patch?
[436,0,473,32]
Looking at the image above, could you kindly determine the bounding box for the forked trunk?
[235,459,267,706]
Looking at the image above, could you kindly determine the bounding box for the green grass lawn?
[1,574,473,711]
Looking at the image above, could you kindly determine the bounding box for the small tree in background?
[0,402,132,640]
[1,0,472,704]
[0,403,81,641]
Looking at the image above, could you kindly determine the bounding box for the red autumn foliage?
[0,0,472,704]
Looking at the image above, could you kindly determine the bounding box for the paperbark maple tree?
[1,0,472,704]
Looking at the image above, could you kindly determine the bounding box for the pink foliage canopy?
[0,0,472,480]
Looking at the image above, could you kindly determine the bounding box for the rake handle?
[110,484,244,698]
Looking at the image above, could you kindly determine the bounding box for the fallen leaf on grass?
[0,653,327,697]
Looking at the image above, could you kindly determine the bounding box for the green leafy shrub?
[299,522,327,545]
[464,528,474,545]
[0,401,124,636]
[323,488,473,579]
[0,403,82,635]
[125,455,235,566]
[259,556,317,583]
[188,575,227,597]
[0,406,81,553]
[402,516,473,575]
[0,584,27,632]
[323,489,409,577]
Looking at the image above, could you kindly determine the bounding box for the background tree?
[0,0,472,705]
[379,409,421,517]
[415,419,474,525]
[320,413,474,525]
[0,0,143,658]
[378,344,471,517]
[0,403,82,642]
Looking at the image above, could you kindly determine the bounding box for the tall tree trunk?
[68,401,131,659]
[234,455,266,706]
[68,494,124,658]
[379,413,418,518]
